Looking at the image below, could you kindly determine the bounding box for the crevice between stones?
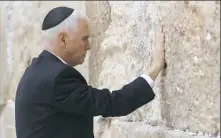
[85,1,112,87]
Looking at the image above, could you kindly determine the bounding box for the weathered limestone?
[108,121,220,138]
[162,1,220,134]
[91,1,220,135]
[85,1,112,88]
[0,100,16,138]
[0,1,220,138]
[0,1,8,111]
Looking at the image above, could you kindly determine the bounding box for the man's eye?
[82,36,89,40]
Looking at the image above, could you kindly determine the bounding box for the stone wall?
[0,1,220,138]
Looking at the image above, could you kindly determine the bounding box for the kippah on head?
[42,6,74,30]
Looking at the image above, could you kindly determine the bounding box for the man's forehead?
[78,18,89,29]
[76,19,90,35]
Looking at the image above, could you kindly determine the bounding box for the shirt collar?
[45,50,68,65]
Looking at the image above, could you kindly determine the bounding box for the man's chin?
[78,58,85,65]
[73,56,86,66]
[81,59,85,64]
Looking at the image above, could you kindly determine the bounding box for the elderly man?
[15,6,166,138]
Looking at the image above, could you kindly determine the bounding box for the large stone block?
[85,1,111,87]
[108,121,220,138]
[160,1,220,134]
[88,1,220,135]
[94,2,165,126]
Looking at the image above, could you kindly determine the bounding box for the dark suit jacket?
[15,50,155,138]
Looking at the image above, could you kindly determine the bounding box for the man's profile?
[15,6,166,138]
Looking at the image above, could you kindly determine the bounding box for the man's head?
[42,7,90,67]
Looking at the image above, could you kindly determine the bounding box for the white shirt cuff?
[140,74,154,88]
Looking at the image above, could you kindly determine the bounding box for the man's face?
[59,18,90,66]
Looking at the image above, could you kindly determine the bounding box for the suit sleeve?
[53,67,155,117]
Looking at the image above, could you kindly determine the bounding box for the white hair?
[42,10,89,44]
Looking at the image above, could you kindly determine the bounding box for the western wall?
[0,1,220,138]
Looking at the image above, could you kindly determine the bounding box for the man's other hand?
[147,25,166,80]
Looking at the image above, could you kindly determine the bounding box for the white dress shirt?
[140,74,154,88]
[46,50,154,88]
[46,50,68,64]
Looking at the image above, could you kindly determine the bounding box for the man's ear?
[58,32,68,46]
